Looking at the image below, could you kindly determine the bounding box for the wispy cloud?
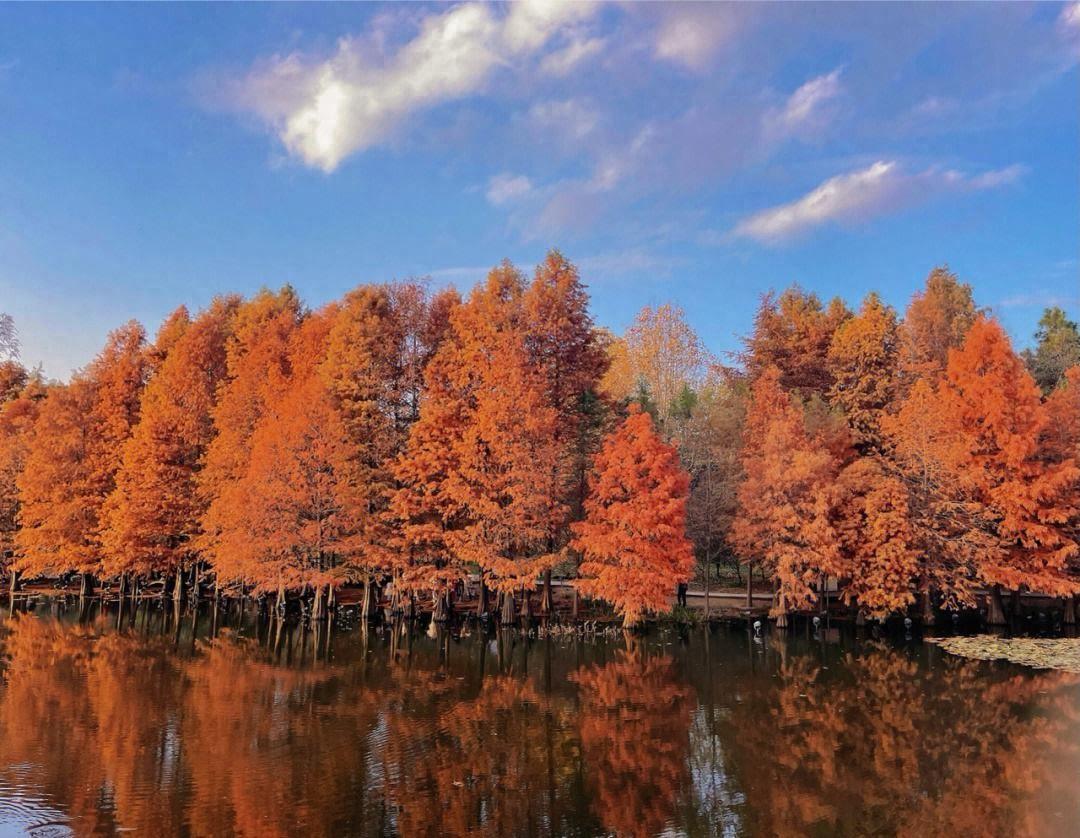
[732,160,1025,244]
[528,98,599,144]
[653,5,741,70]
[539,34,605,77]
[225,1,598,171]
[764,68,844,138]
[486,173,533,206]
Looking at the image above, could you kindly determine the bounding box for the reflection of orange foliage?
[572,649,694,838]
[721,642,1080,837]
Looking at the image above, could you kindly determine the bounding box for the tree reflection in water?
[0,605,1077,837]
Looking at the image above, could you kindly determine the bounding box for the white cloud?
[528,98,599,143]
[765,68,843,137]
[486,173,533,206]
[654,5,739,70]
[229,0,599,172]
[1060,2,1080,32]
[733,160,1025,244]
[539,35,605,76]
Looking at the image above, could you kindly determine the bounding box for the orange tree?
[102,298,237,591]
[731,367,841,624]
[16,322,148,587]
[935,318,1080,622]
[571,404,694,627]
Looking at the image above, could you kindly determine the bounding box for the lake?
[0,601,1078,837]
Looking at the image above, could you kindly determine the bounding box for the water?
[0,601,1078,837]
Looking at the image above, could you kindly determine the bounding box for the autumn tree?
[571,404,695,627]
[103,299,237,595]
[198,288,302,586]
[743,287,850,398]
[0,368,45,590]
[882,379,988,619]
[827,293,899,453]
[936,319,1080,622]
[215,308,353,607]
[1023,306,1080,394]
[897,266,979,385]
[600,303,708,426]
[731,367,841,625]
[394,264,563,622]
[16,322,149,592]
[522,250,609,611]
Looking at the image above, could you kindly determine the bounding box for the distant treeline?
[0,253,1077,626]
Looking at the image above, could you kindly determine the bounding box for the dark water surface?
[0,601,1078,837]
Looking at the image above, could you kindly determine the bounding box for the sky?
[1,1,1077,379]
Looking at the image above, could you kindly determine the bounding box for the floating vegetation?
[927,635,1080,673]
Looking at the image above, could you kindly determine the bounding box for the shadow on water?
[0,600,1078,836]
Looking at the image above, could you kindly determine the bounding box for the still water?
[0,600,1078,837]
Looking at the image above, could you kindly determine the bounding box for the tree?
[571,404,695,627]
[937,318,1080,622]
[394,264,563,620]
[0,369,45,588]
[216,308,352,604]
[1023,307,1080,394]
[743,287,850,398]
[103,299,237,592]
[198,288,303,581]
[831,457,919,618]
[0,313,17,360]
[827,293,899,453]
[600,303,708,427]
[883,379,989,615]
[898,266,979,385]
[731,367,841,624]
[16,322,148,589]
[522,250,609,609]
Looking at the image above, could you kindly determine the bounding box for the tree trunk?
[1063,596,1076,625]
[80,573,93,599]
[775,609,789,629]
[745,564,753,609]
[921,588,936,626]
[433,590,449,623]
[327,584,335,614]
[476,577,489,617]
[987,584,1007,626]
[540,570,553,615]
[571,586,579,621]
[275,579,286,617]
[521,586,533,627]
[362,576,374,622]
[500,590,517,626]
[173,567,184,604]
[8,569,18,597]
[854,610,866,628]
[312,585,326,621]
[1010,588,1022,619]
[704,560,710,621]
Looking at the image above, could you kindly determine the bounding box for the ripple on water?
[0,780,73,837]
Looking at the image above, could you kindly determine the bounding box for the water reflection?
[0,603,1077,837]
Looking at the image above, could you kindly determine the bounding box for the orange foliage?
[827,292,899,453]
[743,287,850,397]
[16,322,148,580]
[102,299,237,581]
[0,371,45,576]
[935,318,1080,595]
[571,405,694,626]
[732,367,841,616]
[898,265,980,384]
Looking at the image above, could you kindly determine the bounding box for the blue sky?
[1,1,1077,379]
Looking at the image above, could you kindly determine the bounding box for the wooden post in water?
[540,569,553,616]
